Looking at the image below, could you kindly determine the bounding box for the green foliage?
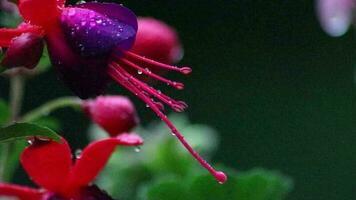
[94,114,293,200]
[139,169,292,200]
[0,123,61,143]
[0,99,10,126]
[31,117,61,132]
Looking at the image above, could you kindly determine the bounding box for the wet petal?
[60,6,137,57]
[316,0,353,36]
[76,2,138,31]
[0,183,43,200]
[20,138,72,193]
[68,134,143,188]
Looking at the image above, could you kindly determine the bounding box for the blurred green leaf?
[0,99,10,126]
[2,141,26,182]
[235,169,293,200]
[32,117,61,132]
[0,123,61,143]
[188,174,239,200]
[142,169,292,200]
[35,46,51,74]
[142,180,188,200]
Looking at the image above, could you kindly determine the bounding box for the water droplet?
[27,139,34,145]
[77,0,86,4]
[75,149,82,159]
[96,19,103,24]
[145,68,151,73]
[134,146,141,153]
[137,70,143,75]
[81,21,87,26]
[68,8,76,17]
[90,21,96,27]
[146,104,150,108]
[89,11,96,18]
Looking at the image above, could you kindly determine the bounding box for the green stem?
[21,97,82,123]
[0,75,25,181]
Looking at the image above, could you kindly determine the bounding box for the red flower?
[0,134,143,199]
[0,0,226,182]
[82,95,139,137]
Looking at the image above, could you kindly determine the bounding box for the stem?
[9,75,24,121]
[0,74,25,181]
[21,97,82,122]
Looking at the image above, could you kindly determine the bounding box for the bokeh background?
[1,1,355,200]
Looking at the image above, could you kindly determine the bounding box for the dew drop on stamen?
[137,70,143,75]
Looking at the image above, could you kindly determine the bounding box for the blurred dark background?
[1,0,356,200]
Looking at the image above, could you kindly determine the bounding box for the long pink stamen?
[111,62,187,112]
[123,50,192,75]
[118,58,184,90]
[108,63,227,183]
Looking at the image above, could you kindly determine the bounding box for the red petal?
[0,25,43,47]
[0,183,43,200]
[20,139,72,193]
[19,0,61,27]
[68,134,143,188]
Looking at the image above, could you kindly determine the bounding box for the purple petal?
[76,2,138,32]
[46,28,109,99]
[316,0,354,37]
[60,5,137,57]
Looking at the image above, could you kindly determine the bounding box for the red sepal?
[18,0,62,28]
[68,134,143,188]
[0,183,43,200]
[20,139,72,193]
[0,25,43,47]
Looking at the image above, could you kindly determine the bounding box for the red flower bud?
[1,32,44,69]
[132,17,183,65]
[83,96,139,137]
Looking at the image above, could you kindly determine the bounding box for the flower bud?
[131,17,183,64]
[83,96,139,137]
[1,32,44,69]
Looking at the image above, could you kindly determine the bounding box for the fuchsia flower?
[0,0,226,182]
[83,95,139,137]
[316,0,355,37]
[0,134,143,199]
[132,17,183,65]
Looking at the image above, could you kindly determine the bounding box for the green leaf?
[0,99,10,126]
[235,169,293,200]
[140,179,188,200]
[188,174,239,200]
[0,123,61,143]
[32,117,61,132]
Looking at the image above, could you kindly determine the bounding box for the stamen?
[110,62,187,112]
[122,50,192,75]
[108,64,227,183]
[118,58,184,90]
